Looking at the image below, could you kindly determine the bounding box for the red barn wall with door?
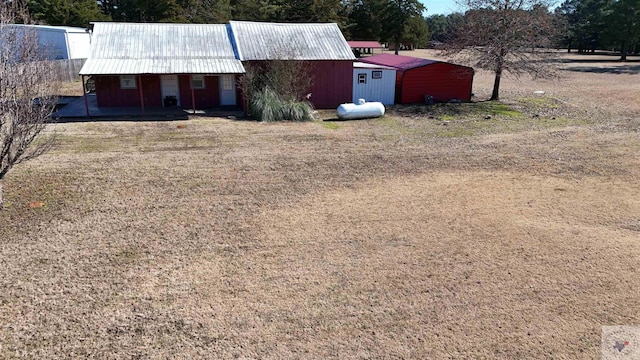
[93,74,230,108]
[309,61,353,108]
[94,75,162,107]
[178,75,221,109]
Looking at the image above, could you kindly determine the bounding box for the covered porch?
[53,94,244,121]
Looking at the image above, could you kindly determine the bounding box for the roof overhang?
[79,58,245,75]
[347,41,383,49]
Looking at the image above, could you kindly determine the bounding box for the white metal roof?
[229,21,355,61]
[6,24,89,33]
[80,22,245,75]
[354,62,396,70]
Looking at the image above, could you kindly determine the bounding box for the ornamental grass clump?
[243,57,315,122]
[249,87,314,122]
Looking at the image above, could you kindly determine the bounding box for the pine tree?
[381,0,426,54]
[182,0,231,23]
[98,0,184,22]
[28,0,109,27]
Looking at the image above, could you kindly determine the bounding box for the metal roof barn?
[80,22,245,75]
[230,21,355,109]
[78,22,245,116]
[229,21,355,61]
[360,54,474,104]
[77,21,356,114]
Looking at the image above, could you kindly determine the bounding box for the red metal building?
[360,54,474,104]
[80,23,245,115]
[347,41,384,56]
[306,61,354,109]
[230,21,355,109]
[92,74,242,109]
[81,21,355,114]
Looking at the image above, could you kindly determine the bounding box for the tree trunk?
[0,181,3,210]
[490,68,502,101]
[620,40,628,61]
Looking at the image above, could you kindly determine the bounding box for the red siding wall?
[95,74,226,109]
[399,63,474,104]
[95,75,159,107]
[395,71,404,104]
[309,61,353,109]
[242,60,353,109]
[178,75,221,109]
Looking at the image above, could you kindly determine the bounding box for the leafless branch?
[0,0,60,208]
[443,0,559,100]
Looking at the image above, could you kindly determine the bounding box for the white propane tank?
[336,99,385,120]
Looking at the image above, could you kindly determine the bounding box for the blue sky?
[420,0,463,16]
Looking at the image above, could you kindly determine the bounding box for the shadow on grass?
[322,117,361,122]
[387,101,522,119]
[51,114,190,123]
[51,95,246,123]
[563,65,640,75]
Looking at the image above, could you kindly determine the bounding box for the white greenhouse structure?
[7,24,91,60]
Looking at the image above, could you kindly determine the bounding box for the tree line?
[426,0,640,60]
[555,0,640,59]
[27,0,639,59]
[25,0,429,51]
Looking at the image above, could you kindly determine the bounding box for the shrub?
[249,87,314,122]
[241,57,315,122]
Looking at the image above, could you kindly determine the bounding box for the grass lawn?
[1,51,639,358]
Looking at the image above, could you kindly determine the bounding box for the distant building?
[347,41,385,57]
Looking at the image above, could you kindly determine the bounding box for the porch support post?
[138,75,145,116]
[190,74,196,114]
[241,74,248,116]
[82,75,90,117]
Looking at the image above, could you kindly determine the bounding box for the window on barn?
[222,75,234,91]
[192,75,205,89]
[358,73,367,84]
[372,71,382,79]
[120,75,137,89]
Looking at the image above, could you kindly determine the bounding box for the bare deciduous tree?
[444,0,557,100]
[0,1,59,209]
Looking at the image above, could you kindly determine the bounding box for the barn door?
[353,71,371,103]
[219,75,236,106]
[161,75,180,107]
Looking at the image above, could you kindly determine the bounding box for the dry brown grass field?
[1,51,639,358]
